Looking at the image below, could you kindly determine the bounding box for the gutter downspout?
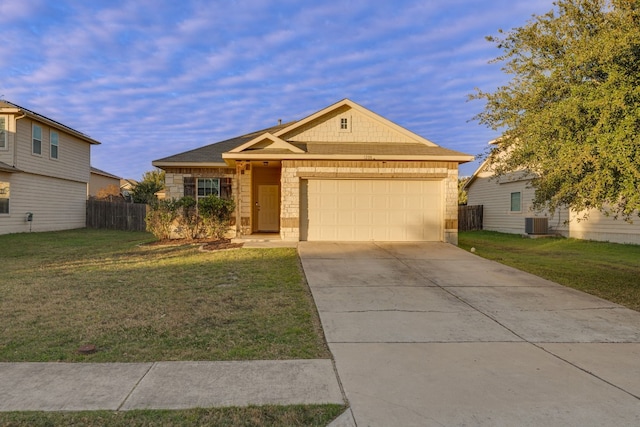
[13,111,27,169]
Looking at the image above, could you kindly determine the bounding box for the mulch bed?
[201,239,244,251]
[144,238,244,251]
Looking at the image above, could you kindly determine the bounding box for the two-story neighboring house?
[0,101,100,234]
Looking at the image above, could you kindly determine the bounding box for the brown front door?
[257,184,279,232]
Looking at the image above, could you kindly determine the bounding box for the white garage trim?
[300,179,443,242]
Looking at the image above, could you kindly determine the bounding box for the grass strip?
[0,404,346,427]
[459,231,640,311]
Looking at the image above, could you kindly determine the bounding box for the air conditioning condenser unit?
[525,217,548,235]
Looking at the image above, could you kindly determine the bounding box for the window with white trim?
[0,180,9,214]
[32,124,42,155]
[0,117,6,150]
[198,178,220,198]
[50,131,59,159]
[184,177,232,200]
[338,116,351,132]
[510,192,522,212]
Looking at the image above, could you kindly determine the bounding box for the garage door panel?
[303,179,442,242]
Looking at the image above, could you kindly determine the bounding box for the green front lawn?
[459,231,640,311]
[0,229,329,362]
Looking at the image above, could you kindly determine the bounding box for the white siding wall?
[0,172,86,234]
[570,209,640,245]
[467,171,568,236]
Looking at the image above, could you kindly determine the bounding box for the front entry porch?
[237,161,283,238]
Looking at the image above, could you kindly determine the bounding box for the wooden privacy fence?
[86,199,148,232]
[458,205,483,231]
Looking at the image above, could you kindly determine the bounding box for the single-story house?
[153,99,473,244]
[0,100,100,234]
[465,150,640,245]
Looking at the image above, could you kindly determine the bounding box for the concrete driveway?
[299,242,640,427]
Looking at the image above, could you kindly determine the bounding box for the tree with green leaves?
[131,169,165,205]
[458,177,469,205]
[471,0,640,220]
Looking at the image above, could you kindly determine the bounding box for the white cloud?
[0,0,558,179]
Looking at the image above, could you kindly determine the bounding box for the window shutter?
[184,177,195,197]
[221,178,232,199]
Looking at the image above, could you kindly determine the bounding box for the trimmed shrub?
[145,199,179,240]
[199,195,235,239]
[176,196,202,240]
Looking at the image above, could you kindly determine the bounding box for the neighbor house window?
[0,181,9,214]
[0,117,6,150]
[32,124,42,155]
[50,131,59,159]
[510,192,522,212]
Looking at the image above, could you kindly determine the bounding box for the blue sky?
[0,0,554,179]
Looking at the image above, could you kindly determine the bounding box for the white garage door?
[301,179,443,241]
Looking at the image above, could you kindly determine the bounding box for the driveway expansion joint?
[117,362,156,411]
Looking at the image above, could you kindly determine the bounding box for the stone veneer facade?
[279,160,460,244]
[161,160,460,244]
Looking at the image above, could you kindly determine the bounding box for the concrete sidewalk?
[300,242,640,427]
[0,359,344,412]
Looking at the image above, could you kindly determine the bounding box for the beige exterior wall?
[466,171,569,236]
[0,114,94,235]
[14,118,91,183]
[570,209,640,245]
[89,173,120,197]
[0,172,86,234]
[281,105,416,143]
[280,160,459,244]
[466,166,640,244]
[0,113,16,167]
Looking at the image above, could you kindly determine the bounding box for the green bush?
[145,199,179,240]
[176,196,202,240]
[199,195,235,239]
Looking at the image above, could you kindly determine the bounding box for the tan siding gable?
[89,173,120,197]
[281,106,417,144]
[15,118,91,183]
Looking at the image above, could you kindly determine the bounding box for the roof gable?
[152,122,293,166]
[275,99,437,146]
[154,99,474,167]
[0,100,100,145]
[227,133,305,154]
